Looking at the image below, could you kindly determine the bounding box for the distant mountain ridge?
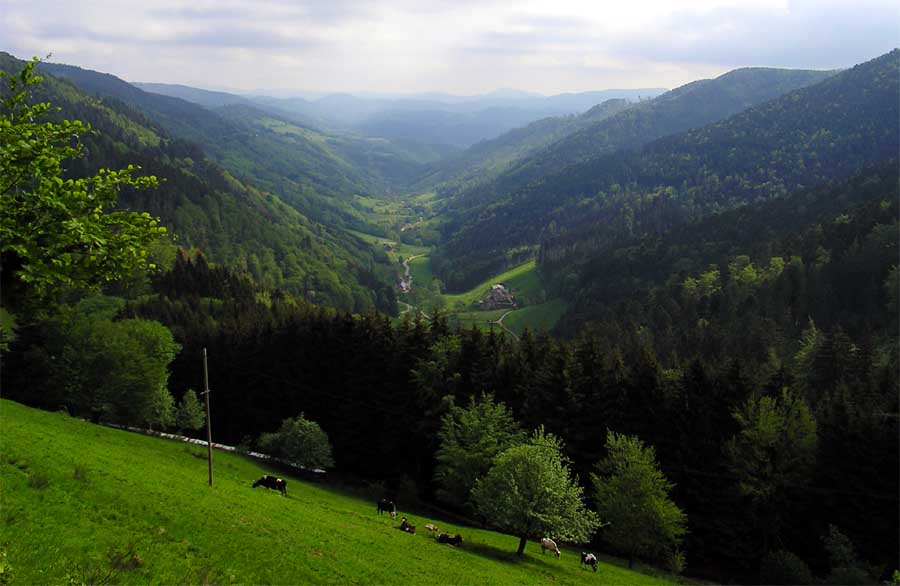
[431,51,896,291]
[415,98,634,192]
[139,84,665,148]
[437,66,837,209]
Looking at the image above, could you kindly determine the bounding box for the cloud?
[604,0,898,68]
[1,0,895,94]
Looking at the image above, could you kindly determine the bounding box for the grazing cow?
[541,537,561,558]
[398,517,416,534]
[425,524,440,532]
[581,552,598,572]
[377,498,397,519]
[252,475,287,496]
[437,533,463,546]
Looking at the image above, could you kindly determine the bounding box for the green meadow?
[407,255,434,286]
[443,260,545,309]
[1,400,688,585]
[439,260,567,334]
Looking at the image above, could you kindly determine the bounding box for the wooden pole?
[202,347,213,487]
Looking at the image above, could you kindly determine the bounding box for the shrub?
[759,549,814,585]
[666,548,686,576]
[175,390,205,432]
[257,414,334,470]
[822,525,877,585]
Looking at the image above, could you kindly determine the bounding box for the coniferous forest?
[1,37,898,586]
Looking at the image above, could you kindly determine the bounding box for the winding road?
[398,254,430,320]
[489,310,519,340]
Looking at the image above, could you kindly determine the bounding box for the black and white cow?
[437,533,464,546]
[377,498,397,518]
[252,475,287,496]
[580,552,598,572]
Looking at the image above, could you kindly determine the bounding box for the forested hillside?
[0,53,397,313]
[440,66,835,206]
[10,246,894,581]
[415,98,633,193]
[433,51,897,290]
[37,61,445,221]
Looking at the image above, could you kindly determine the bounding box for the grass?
[501,299,568,334]
[407,255,433,286]
[0,400,689,585]
[447,300,567,335]
[443,260,544,309]
[345,229,430,260]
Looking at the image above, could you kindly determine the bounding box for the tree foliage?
[60,311,180,427]
[591,431,687,569]
[433,394,525,510]
[175,389,205,432]
[725,388,817,555]
[471,427,600,555]
[726,388,817,504]
[0,58,165,303]
[258,415,335,470]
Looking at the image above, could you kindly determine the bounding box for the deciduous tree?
[175,389,206,432]
[258,414,335,470]
[433,394,525,509]
[592,431,687,569]
[471,427,600,555]
[0,58,164,307]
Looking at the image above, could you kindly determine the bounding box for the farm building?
[479,284,516,310]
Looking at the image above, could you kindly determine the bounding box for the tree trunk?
[517,535,528,555]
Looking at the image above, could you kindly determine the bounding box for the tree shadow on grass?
[462,541,558,570]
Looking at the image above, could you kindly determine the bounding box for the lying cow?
[377,498,397,518]
[425,524,440,532]
[398,516,416,534]
[252,475,286,496]
[581,552,598,572]
[541,537,561,558]
[437,533,463,546]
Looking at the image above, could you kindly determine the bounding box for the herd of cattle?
[251,479,599,573]
[380,498,599,571]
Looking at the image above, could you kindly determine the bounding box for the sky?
[2,0,897,96]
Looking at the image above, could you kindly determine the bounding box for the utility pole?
[201,347,213,487]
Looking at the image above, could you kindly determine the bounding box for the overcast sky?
[2,0,897,96]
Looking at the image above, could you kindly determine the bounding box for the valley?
[2,42,898,586]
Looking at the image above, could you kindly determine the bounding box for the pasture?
[443,259,545,309]
[0,400,689,585]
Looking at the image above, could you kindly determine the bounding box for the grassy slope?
[0,400,687,585]
[408,256,434,286]
[443,260,542,308]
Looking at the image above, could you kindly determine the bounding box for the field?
[500,299,568,334]
[0,400,689,585]
[443,260,545,310]
[439,260,567,334]
[407,255,434,286]
[346,229,430,260]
